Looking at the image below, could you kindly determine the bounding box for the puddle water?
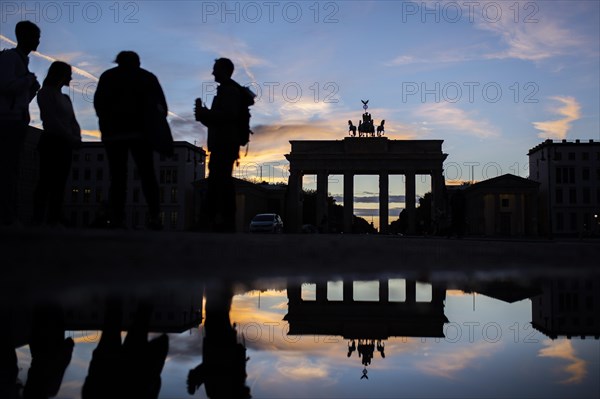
[5,271,599,398]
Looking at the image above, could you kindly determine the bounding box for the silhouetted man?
[94,51,166,230]
[187,283,251,398]
[195,58,255,232]
[0,21,41,227]
[82,300,168,399]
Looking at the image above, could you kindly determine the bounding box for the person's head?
[114,51,140,69]
[212,58,234,83]
[15,20,41,53]
[43,61,72,88]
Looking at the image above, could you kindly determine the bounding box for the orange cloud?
[538,339,587,384]
[533,96,581,140]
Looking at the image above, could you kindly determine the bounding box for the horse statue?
[377,120,385,136]
[359,113,375,136]
[348,120,357,136]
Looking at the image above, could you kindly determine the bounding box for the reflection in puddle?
[4,273,600,398]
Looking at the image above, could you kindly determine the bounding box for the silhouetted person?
[187,282,251,398]
[82,299,169,399]
[0,21,41,227]
[23,304,74,399]
[195,58,255,232]
[94,51,166,230]
[347,340,356,357]
[33,61,81,226]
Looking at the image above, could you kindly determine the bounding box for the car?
[249,213,284,233]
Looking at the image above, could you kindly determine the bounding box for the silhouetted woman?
[33,61,81,226]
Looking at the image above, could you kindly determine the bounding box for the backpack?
[235,82,256,148]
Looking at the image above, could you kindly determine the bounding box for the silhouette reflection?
[187,282,251,398]
[82,300,169,399]
[1,303,73,399]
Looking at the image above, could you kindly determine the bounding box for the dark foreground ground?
[3,228,599,296]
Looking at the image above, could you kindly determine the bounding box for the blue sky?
[2,1,599,225]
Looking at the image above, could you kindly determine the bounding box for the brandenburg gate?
[285,101,448,234]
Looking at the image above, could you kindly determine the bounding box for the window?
[501,198,510,208]
[96,169,103,180]
[556,212,564,231]
[170,187,178,203]
[84,153,91,162]
[582,152,589,161]
[554,151,562,161]
[83,188,92,203]
[582,168,590,181]
[570,213,577,231]
[84,168,91,180]
[71,188,79,202]
[96,188,103,203]
[72,168,79,180]
[170,211,178,228]
[583,188,590,204]
[568,152,575,160]
[555,189,563,204]
[569,188,577,204]
[569,167,575,184]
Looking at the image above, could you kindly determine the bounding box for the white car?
[249,213,284,233]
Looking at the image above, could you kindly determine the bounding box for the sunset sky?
[2,0,599,224]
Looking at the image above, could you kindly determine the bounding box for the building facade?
[464,174,540,237]
[528,139,600,237]
[64,141,206,230]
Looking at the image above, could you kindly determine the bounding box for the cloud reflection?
[538,339,587,384]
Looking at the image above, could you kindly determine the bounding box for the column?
[343,280,353,302]
[379,279,389,303]
[379,172,389,234]
[344,172,354,233]
[431,170,446,227]
[405,279,416,304]
[286,169,303,233]
[405,172,416,235]
[316,171,328,232]
[316,281,327,303]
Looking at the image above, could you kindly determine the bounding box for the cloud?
[81,129,101,141]
[538,339,587,384]
[277,357,331,380]
[416,341,499,379]
[532,96,581,140]
[385,3,593,66]
[415,103,499,138]
[478,12,585,62]
[194,34,269,83]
